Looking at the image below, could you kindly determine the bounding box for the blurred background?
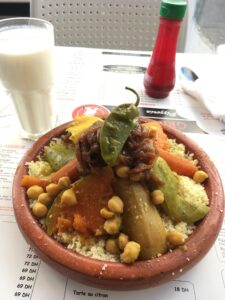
[0,0,224,53]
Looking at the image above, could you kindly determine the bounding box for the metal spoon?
[180,66,199,82]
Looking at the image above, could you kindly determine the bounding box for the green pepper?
[151,156,210,224]
[100,87,140,166]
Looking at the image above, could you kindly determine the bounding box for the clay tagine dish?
[13,102,224,290]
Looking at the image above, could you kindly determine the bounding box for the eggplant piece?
[114,179,167,260]
[151,157,210,223]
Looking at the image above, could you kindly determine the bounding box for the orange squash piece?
[46,167,114,236]
[56,217,73,233]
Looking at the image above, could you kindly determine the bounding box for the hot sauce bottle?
[144,0,187,99]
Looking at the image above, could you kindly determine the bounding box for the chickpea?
[100,207,114,219]
[46,183,60,197]
[120,241,141,264]
[58,176,71,189]
[115,166,130,178]
[37,193,52,206]
[151,190,164,205]
[167,230,186,246]
[105,239,120,255]
[108,196,124,214]
[95,228,104,236]
[32,202,48,218]
[60,188,77,207]
[118,233,129,250]
[27,185,44,199]
[148,125,157,138]
[103,215,122,235]
[193,170,208,184]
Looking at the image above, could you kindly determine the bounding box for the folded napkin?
[181,74,225,123]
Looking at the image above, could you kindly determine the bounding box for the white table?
[0,47,225,300]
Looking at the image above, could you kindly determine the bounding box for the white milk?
[0,25,55,139]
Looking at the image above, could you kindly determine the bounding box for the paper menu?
[72,48,225,135]
[0,47,225,299]
[1,214,225,299]
[1,219,223,300]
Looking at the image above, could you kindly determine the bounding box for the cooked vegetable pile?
[22,87,210,264]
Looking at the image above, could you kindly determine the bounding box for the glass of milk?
[0,18,55,140]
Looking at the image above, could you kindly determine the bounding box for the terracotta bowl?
[12,121,224,290]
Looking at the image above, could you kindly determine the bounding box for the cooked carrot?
[143,120,168,150]
[21,175,50,189]
[50,159,81,183]
[143,121,197,177]
[21,159,81,188]
[157,148,198,177]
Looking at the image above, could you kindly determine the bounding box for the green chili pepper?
[100,87,140,166]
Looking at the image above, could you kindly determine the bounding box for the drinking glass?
[0,18,55,140]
